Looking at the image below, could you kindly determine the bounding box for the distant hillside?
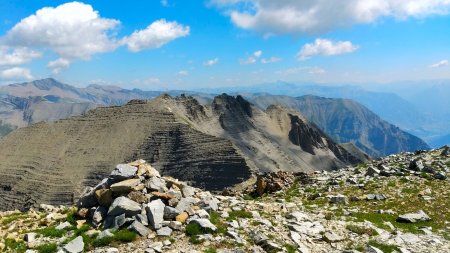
[253,95,430,157]
[0,94,363,211]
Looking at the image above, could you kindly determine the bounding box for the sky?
[0,0,450,89]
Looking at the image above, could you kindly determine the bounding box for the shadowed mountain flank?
[0,94,363,211]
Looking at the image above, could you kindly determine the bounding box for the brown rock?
[151,192,175,200]
[77,208,89,219]
[256,176,267,196]
[95,189,113,207]
[133,184,145,191]
[138,164,160,177]
[175,212,189,223]
[128,191,149,203]
[110,179,141,193]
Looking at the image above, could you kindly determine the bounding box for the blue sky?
[0,0,450,89]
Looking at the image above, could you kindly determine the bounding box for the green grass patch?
[36,243,58,253]
[113,229,137,242]
[368,240,399,253]
[352,212,434,234]
[66,210,77,225]
[88,229,136,249]
[204,248,217,253]
[35,226,66,238]
[209,211,227,234]
[4,239,27,253]
[283,180,300,202]
[226,210,252,221]
[91,236,114,247]
[284,244,297,253]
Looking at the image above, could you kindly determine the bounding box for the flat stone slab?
[63,236,84,253]
[110,179,141,192]
[107,196,141,217]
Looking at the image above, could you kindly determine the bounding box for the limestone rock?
[189,219,217,232]
[63,236,84,253]
[110,164,138,181]
[156,226,173,236]
[128,221,151,237]
[145,177,167,192]
[107,196,141,217]
[146,199,165,230]
[397,210,431,223]
[110,179,141,193]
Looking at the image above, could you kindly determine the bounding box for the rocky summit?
[0,94,363,211]
[1,147,449,253]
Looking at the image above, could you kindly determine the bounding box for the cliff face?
[0,94,362,211]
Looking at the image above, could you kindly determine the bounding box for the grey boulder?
[397,210,431,223]
[128,221,151,237]
[146,199,165,230]
[107,196,142,217]
[110,164,138,181]
[189,219,217,232]
[63,236,84,253]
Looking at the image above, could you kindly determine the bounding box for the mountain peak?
[212,93,253,118]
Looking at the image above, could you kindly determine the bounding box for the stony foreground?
[1,147,449,253]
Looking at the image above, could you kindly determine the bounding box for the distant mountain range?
[0,94,363,210]
[252,95,430,157]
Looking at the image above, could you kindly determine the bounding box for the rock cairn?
[77,159,220,239]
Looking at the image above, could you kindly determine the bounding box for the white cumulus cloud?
[240,50,262,65]
[211,0,450,35]
[4,2,120,60]
[123,19,190,52]
[0,46,42,65]
[48,58,71,74]
[429,59,449,68]
[298,39,359,60]
[0,67,33,80]
[204,58,219,66]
